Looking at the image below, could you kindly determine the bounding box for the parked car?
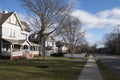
[50,52,64,57]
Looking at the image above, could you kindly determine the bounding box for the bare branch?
[20,0,70,60]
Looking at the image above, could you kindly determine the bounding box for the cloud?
[71,7,120,30]
[97,8,120,19]
[85,32,94,39]
[18,7,120,46]
[71,7,120,46]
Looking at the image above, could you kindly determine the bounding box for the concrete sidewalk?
[78,55,103,80]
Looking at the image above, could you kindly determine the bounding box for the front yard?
[0,57,87,80]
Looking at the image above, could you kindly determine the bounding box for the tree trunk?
[38,36,43,56]
[38,33,46,61]
[69,44,73,58]
[42,37,46,60]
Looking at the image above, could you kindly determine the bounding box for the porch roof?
[3,38,40,46]
[28,41,40,46]
[3,39,25,44]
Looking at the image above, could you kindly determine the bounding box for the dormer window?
[9,18,11,23]
[11,15,16,24]
[8,15,18,25]
[13,30,15,38]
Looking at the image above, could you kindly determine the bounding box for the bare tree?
[55,14,85,58]
[20,0,70,60]
[104,25,120,55]
[114,25,120,54]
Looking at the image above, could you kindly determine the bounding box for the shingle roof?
[21,21,31,32]
[0,12,31,32]
[0,12,14,25]
[28,41,40,46]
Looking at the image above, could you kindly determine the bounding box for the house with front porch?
[0,11,39,60]
[29,33,58,54]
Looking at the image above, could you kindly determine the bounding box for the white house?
[56,41,68,53]
[29,33,58,54]
[0,11,39,60]
[45,37,58,54]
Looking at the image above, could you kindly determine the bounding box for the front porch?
[0,39,39,60]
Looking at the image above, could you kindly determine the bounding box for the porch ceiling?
[28,41,40,46]
[2,38,39,46]
[3,38,25,45]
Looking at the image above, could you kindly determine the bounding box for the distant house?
[0,11,39,60]
[29,33,58,54]
[56,41,68,53]
[61,45,68,53]
[45,37,58,53]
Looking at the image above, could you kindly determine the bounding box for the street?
[95,54,120,76]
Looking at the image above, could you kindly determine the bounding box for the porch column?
[20,45,22,51]
[1,40,3,54]
[10,44,13,55]
[28,45,30,53]
[13,44,14,51]
[0,37,1,54]
[10,44,12,51]
[34,46,36,51]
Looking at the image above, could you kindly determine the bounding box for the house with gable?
[29,32,58,55]
[0,11,39,60]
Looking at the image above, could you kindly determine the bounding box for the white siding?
[2,14,30,40]
[0,12,33,59]
[45,41,56,47]
[21,31,30,40]
[2,22,22,39]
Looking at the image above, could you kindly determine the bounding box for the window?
[52,41,54,45]
[23,45,28,50]
[9,29,12,37]
[9,29,16,38]
[13,30,15,38]
[8,15,18,25]
[9,18,11,23]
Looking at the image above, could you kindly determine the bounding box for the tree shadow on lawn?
[0,58,86,67]
[0,58,86,80]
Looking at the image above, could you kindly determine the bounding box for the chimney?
[3,10,8,14]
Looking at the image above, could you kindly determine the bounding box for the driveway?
[95,54,120,76]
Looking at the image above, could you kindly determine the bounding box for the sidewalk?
[78,55,103,80]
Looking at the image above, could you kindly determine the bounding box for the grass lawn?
[0,57,87,80]
[96,60,120,80]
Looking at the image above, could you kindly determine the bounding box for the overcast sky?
[0,0,120,47]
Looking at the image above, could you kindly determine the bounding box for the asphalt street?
[95,54,120,76]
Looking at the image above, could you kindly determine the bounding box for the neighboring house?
[56,41,68,53]
[29,33,58,54]
[0,11,39,60]
[45,37,58,53]
[61,45,68,53]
